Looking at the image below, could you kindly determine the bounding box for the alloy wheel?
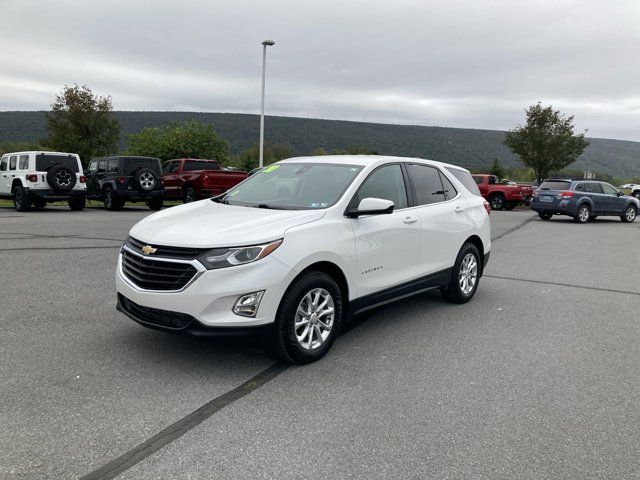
[578,206,590,223]
[458,252,478,295]
[294,288,335,350]
[139,172,155,190]
[625,207,636,222]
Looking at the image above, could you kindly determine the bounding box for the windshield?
[221,163,363,209]
[35,154,79,172]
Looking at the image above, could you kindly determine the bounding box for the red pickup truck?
[472,174,534,210]
[161,159,247,203]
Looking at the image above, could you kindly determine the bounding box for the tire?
[147,197,163,211]
[504,201,517,211]
[13,185,31,212]
[441,243,482,304]
[103,188,123,211]
[621,205,637,223]
[46,164,77,192]
[68,195,86,211]
[33,198,47,209]
[489,195,505,210]
[573,204,590,224]
[538,212,553,220]
[133,168,158,192]
[273,271,343,364]
[183,187,197,203]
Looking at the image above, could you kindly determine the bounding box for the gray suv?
[531,179,639,223]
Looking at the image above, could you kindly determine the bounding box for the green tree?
[233,142,293,171]
[489,158,506,179]
[504,103,589,183]
[311,147,328,156]
[45,85,120,165]
[0,141,48,156]
[127,120,230,162]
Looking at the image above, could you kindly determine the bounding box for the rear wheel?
[441,243,481,304]
[273,271,342,364]
[574,204,590,224]
[147,197,163,210]
[538,212,552,220]
[13,186,31,212]
[68,195,86,211]
[621,205,637,223]
[183,187,197,203]
[489,195,505,210]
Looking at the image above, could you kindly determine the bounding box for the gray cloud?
[1,0,639,140]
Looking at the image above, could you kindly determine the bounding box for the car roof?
[1,151,79,156]
[277,155,469,172]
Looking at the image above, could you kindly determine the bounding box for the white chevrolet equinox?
[116,156,491,364]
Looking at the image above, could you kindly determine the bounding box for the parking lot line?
[80,362,289,480]
[485,274,640,297]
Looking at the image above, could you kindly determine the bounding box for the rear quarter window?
[446,168,482,196]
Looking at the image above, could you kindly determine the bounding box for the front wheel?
[574,204,590,224]
[147,197,163,210]
[621,205,637,223]
[441,243,481,304]
[273,271,343,364]
[489,195,505,210]
[13,186,31,212]
[68,195,86,211]
[538,212,553,221]
[103,188,123,211]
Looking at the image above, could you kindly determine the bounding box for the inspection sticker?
[263,165,279,173]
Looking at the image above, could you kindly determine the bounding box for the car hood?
[129,200,326,248]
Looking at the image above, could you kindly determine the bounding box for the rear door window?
[107,158,119,173]
[447,168,482,196]
[539,181,571,191]
[587,183,604,194]
[18,155,29,170]
[35,154,79,172]
[408,164,446,205]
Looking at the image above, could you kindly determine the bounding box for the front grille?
[118,294,194,329]
[126,236,207,260]
[121,249,197,291]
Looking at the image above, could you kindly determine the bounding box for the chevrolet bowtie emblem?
[141,245,157,255]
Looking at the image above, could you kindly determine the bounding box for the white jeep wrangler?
[0,151,87,211]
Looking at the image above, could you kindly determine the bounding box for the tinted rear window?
[35,154,79,172]
[184,160,220,171]
[446,168,481,196]
[123,158,161,175]
[539,181,571,191]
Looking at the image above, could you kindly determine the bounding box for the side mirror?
[617,191,623,197]
[347,197,394,218]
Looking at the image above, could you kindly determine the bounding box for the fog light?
[233,291,265,317]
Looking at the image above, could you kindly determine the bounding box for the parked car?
[531,179,639,223]
[0,151,86,211]
[631,185,640,200]
[472,174,534,210]
[161,158,247,203]
[85,156,164,210]
[116,155,491,364]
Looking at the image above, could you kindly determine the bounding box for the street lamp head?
[262,40,275,46]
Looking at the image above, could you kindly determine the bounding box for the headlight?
[197,239,282,270]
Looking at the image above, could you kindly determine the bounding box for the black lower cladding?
[350,268,453,314]
[117,294,269,337]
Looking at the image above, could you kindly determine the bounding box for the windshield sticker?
[263,165,279,173]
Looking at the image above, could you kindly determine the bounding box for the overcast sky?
[1,0,639,140]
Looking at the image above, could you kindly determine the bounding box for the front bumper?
[115,248,295,330]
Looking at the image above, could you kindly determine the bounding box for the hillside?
[1,111,639,178]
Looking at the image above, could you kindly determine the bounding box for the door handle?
[455,206,465,213]
[404,215,418,224]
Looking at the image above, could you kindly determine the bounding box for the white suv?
[116,156,491,363]
[0,151,87,211]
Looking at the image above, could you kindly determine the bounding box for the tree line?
[2,84,613,184]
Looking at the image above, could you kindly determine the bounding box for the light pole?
[259,39,275,168]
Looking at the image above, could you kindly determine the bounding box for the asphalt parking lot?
[1,205,640,479]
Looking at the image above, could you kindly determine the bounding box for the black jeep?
[85,156,164,210]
